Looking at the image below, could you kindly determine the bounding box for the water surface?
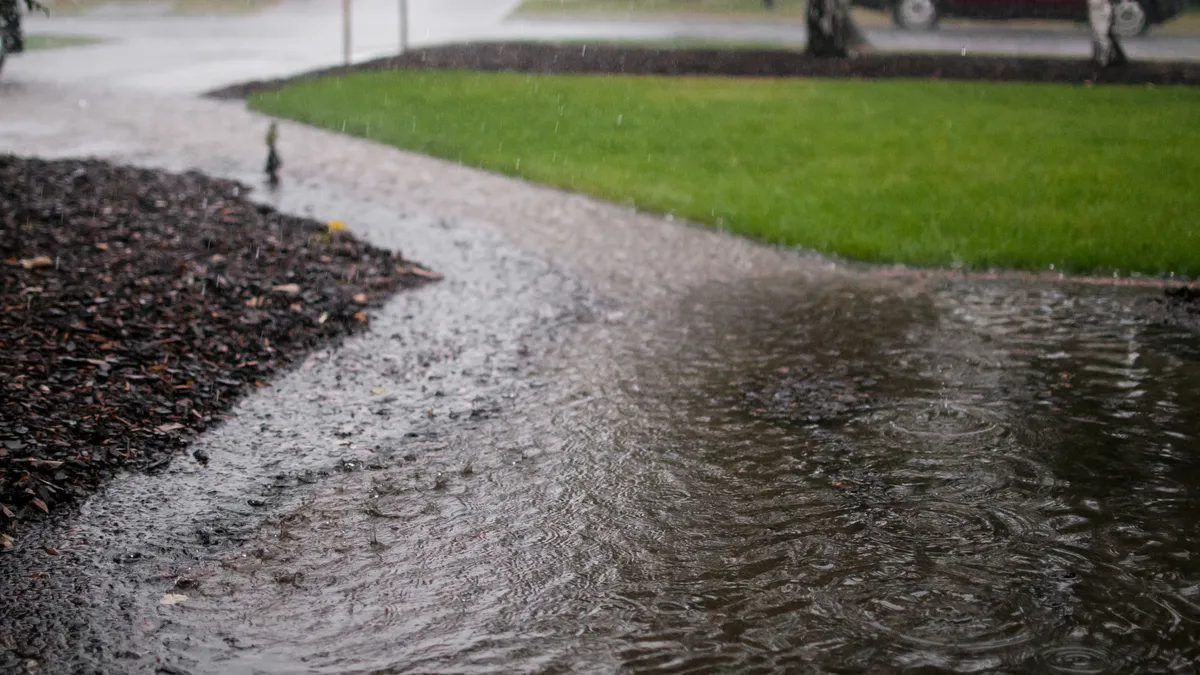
[155,275,1200,674]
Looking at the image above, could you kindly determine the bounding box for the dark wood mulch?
[0,156,438,546]
[208,41,1200,99]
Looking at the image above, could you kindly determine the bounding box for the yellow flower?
[328,220,347,234]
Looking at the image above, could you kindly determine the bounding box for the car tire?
[1111,0,1149,37]
[893,0,940,30]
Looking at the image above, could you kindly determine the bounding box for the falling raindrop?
[617,114,623,126]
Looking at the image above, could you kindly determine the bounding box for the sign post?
[399,0,408,54]
[342,0,352,65]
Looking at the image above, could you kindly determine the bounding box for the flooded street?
[1,86,1198,673]
[145,275,1200,673]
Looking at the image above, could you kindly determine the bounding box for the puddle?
[135,274,1200,673]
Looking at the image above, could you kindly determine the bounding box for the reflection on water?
[161,276,1200,674]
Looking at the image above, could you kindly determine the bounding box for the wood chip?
[397,265,443,280]
[21,458,64,470]
[19,255,53,270]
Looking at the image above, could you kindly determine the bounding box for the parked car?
[855,0,1187,36]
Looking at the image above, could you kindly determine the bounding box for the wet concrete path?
[3,78,1200,673]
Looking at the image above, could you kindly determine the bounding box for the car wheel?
[1111,0,1149,37]
[893,0,939,30]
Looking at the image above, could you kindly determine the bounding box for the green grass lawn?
[556,37,804,48]
[513,0,1200,33]
[250,71,1200,276]
[511,0,895,25]
[514,0,810,19]
[23,33,105,50]
[45,0,275,15]
[1162,7,1200,35]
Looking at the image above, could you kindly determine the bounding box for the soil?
[208,41,1200,99]
[0,156,438,547]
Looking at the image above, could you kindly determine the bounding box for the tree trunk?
[807,0,868,58]
[1088,0,1128,67]
[1,0,24,54]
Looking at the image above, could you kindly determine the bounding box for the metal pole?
[342,0,352,65]
[398,0,408,54]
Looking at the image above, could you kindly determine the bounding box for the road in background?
[8,0,1200,94]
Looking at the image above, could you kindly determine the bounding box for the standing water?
[147,273,1200,674]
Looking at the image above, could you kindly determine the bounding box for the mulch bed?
[208,41,1200,99]
[0,156,438,546]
